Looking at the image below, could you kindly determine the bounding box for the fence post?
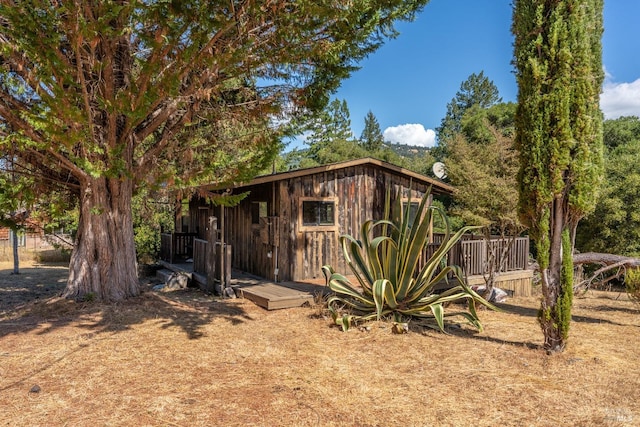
[206,217,217,293]
[224,244,232,292]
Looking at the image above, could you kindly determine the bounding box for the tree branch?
[573,252,640,291]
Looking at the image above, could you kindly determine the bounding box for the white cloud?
[601,78,640,119]
[383,123,436,147]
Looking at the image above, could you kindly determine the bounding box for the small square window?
[302,201,335,226]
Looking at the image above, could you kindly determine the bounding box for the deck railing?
[159,232,198,264]
[193,238,208,275]
[459,237,529,276]
[421,233,529,278]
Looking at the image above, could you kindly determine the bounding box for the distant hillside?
[386,143,432,158]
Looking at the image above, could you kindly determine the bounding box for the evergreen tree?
[577,117,640,256]
[360,110,385,151]
[435,71,501,158]
[0,1,428,301]
[307,99,354,146]
[513,0,604,352]
[306,99,354,161]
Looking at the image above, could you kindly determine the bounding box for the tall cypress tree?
[513,0,604,352]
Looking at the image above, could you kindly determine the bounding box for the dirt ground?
[1,260,639,427]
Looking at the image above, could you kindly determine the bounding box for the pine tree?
[513,0,604,352]
[306,99,355,161]
[435,71,501,157]
[360,110,385,152]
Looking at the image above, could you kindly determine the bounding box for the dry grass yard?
[1,260,639,426]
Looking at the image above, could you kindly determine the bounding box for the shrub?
[323,188,497,332]
[625,268,640,304]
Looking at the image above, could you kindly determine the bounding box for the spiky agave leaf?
[429,303,445,331]
[338,234,373,293]
[371,278,398,319]
[323,187,498,332]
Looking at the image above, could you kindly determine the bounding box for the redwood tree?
[0,0,428,301]
[513,0,604,352]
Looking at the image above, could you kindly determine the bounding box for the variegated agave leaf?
[322,187,498,332]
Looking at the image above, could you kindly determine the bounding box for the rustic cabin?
[159,157,533,303]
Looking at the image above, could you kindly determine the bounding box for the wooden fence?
[193,238,208,274]
[460,236,529,275]
[192,236,232,293]
[159,232,197,264]
[421,233,529,278]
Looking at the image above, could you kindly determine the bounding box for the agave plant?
[322,188,497,332]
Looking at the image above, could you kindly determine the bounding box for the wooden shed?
[160,157,533,298]
[185,158,452,283]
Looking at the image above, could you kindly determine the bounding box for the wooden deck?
[158,261,324,310]
[467,269,534,297]
[231,272,325,310]
[158,261,533,310]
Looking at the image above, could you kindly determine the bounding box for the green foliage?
[0,0,431,298]
[602,116,640,150]
[537,229,574,344]
[513,0,604,352]
[0,156,35,230]
[576,118,640,256]
[360,110,385,151]
[306,98,355,161]
[445,103,522,235]
[513,0,604,239]
[429,199,463,233]
[558,228,574,340]
[624,268,640,305]
[311,138,368,166]
[132,188,174,263]
[435,71,502,158]
[323,189,496,332]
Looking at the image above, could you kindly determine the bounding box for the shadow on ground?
[0,266,254,340]
[0,265,69,316]
[496,301,639,328]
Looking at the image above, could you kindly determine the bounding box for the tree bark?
[62,177,139,302]
[573,252,640,267]
[538,199,572,353]
[573,252,640,290]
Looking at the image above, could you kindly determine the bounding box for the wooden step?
[234,282,315,310]
[156,268,174,282]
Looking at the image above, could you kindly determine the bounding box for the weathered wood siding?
[467,270,534,297]
[279,165,431,281]
[195,164,433,282]
[218,183,278,281]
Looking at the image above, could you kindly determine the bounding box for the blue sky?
[291,0,640,149]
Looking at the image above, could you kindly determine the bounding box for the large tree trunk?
[62,177,139,302]
[538,200,573,354]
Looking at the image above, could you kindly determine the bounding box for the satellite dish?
[432,162,447,179]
